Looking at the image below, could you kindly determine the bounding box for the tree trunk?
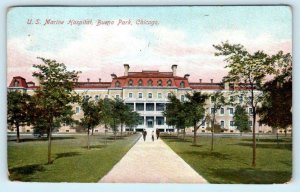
[193,125,197,145]
[47,127,52,164]
[91,127,94,136]
[16,123,20,143]
[104,124,107,145]
[183,128,186,140]
[211,112,216,151]
[121,124,123,136]
[87,128,90,150]
[252,107,256,168]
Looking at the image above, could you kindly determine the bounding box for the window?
[129,93,133,98]
[115,81,120,87]
[229,108,234,115]
[136,103,144,111]
[158,93,162,99]
[220,120,225,128]
[84,95,90,101]
[230,121,234,126]
[167,93,171,98]
[181,95,185,102]
[148,93,153,99]
[128,79,133,86]
[14,80,19,87]
[211,108,216,114]
[126,103,134,111]
[138,116,144,125]
[76,107,80,113]
[156,117,164,125]
[249,107,253,115]
[157,80,162,87]
[220,108,224,115]
[146,103,154,111]
[167,79,172,86]
[156,103,165,111]
[116,95,120,99]
[138,93,143,98]
[95,95,99,101]
[180,81,185,88]
[147,79,153,87]
[239,95,243,103]
[138,79,143,86]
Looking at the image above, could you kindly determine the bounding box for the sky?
[7,6,292,84]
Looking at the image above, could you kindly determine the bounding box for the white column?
[133,102,136,111]
[164,116,167,132]
[144,102,146,112]
[144,116,146,128]
[154,116,156,129]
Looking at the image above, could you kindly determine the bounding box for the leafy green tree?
[114,98,129,136]
[7,91,31,142]
[124,111,140,132]
[214,41,290,167]
[184,92,209,145]
[80,97,102,149]
[209,91,225,151]
[234,105,250,135]
[257,63,292,136]
[32,57,80,164]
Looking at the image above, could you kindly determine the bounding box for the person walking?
[156,128,160,140]
[151,130,154,142]
[142,129,147,141]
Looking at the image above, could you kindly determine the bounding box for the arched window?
[180,81,185,88]
[167,79,172,86]
[147,79,153,87]
[14,80,19,87]
[157,80,162,87]
[138,79,143,86]
[115,81,120,87]
[95,95,99,101]
[128,79,133,86]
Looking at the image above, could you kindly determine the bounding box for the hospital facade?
[8,64,278,134]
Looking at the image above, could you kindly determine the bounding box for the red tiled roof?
[9,76,28,88]
[75,82,111,89]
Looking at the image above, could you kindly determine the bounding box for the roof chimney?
[199,79,202,83]
[124,64,130,76]
[184,74,190,79]
[210,79,213,83]
[171,64,177,76]
[87,78,90,82]
[111,73,117,79]
[99,78,101,82]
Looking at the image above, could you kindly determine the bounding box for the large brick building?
[8,64,274,134]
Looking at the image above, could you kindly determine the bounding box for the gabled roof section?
[9,76,28,88]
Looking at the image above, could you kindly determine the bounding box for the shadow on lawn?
[208,167,291,184]
[9,137,75,142]
[242,138,291,143]
[81,145,107,149]
[182,151,231,160]
[9,164,45,181]
[55,152,81,160]
[234,142,292,150]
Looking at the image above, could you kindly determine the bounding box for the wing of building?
[8,64,278,134]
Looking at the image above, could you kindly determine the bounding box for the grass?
[161,134,292,184]
[8,133,140,182]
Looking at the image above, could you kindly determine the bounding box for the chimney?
[184,74,190,79]
[111,73,117,79]
[124,64,130,76]
[199,79,202,83]
[87,78,90,82]
[99,78,101,82]
[171,64,177,76]
[210,79,213,83]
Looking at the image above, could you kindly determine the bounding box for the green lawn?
[161,134,292,184]
[8,133,140,182]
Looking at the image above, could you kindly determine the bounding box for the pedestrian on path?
[156,128,160,140]
[151,131,154,141]
[142,129,147,141]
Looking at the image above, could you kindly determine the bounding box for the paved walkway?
[99,131,208,183]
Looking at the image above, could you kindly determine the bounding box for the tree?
[257,63,292,136]
[80,97,102,149]
[209,91,225,151]
[7,91,31,142]
[32,57,80,164]
[184,92,209,145]
[114,98,129,136]
[124,111,140,132]
[234,105,250,135]
[214,42,290,167]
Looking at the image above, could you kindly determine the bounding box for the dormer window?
[167,80,172,86]
[115,81,121,87]
[138,79,143,86]
[180,81,185,88]
[128,79,133,86]
[14,80,19,87]
[157,80,162,87]
[147,79,153,87]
